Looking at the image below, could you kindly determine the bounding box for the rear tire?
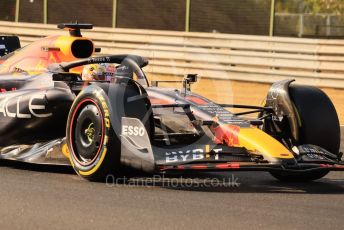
[270,85,340,182]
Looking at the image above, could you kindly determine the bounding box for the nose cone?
[213,124,294,162]
[239,127,294,162]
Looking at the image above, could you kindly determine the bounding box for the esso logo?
[122,125,145,136]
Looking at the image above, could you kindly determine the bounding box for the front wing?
[120,117,344,174]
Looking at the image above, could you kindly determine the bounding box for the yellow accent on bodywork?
[238,127,294,161]
[62,143,74,167]
[205,145,210,153]
[61,143,70,158]
[205,145,210,158]
[54,36,85,57]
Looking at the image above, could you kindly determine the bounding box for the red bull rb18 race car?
[0,24,343,181]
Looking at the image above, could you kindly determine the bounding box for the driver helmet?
[82,63,117,81]
[102,63,117,81]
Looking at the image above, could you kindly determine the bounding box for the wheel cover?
[69,98,105,166]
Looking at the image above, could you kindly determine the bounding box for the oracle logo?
[0,94,52,119]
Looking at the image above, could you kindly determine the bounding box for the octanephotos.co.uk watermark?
[105,174,240,188]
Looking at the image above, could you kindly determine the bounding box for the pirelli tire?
[66,86,120,181]
[270,85,340,182]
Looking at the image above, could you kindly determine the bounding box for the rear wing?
[0,36,21,57]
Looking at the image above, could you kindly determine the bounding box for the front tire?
[270,85,340,182]
[66,87,120,181]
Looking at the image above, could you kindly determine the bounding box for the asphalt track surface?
[0,161,343,230]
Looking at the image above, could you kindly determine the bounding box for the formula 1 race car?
[0,24,343,181]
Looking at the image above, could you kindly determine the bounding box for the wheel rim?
[69,99,105,166]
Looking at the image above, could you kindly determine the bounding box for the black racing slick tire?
[270,85,340,182]
[66,86,120,181]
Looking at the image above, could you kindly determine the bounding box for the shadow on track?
[0,159,74,174]
[105,171,344,194]
[1,160,343,194]
[160,172,344,194]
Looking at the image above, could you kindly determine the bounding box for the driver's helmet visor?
[82,63,117,81]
